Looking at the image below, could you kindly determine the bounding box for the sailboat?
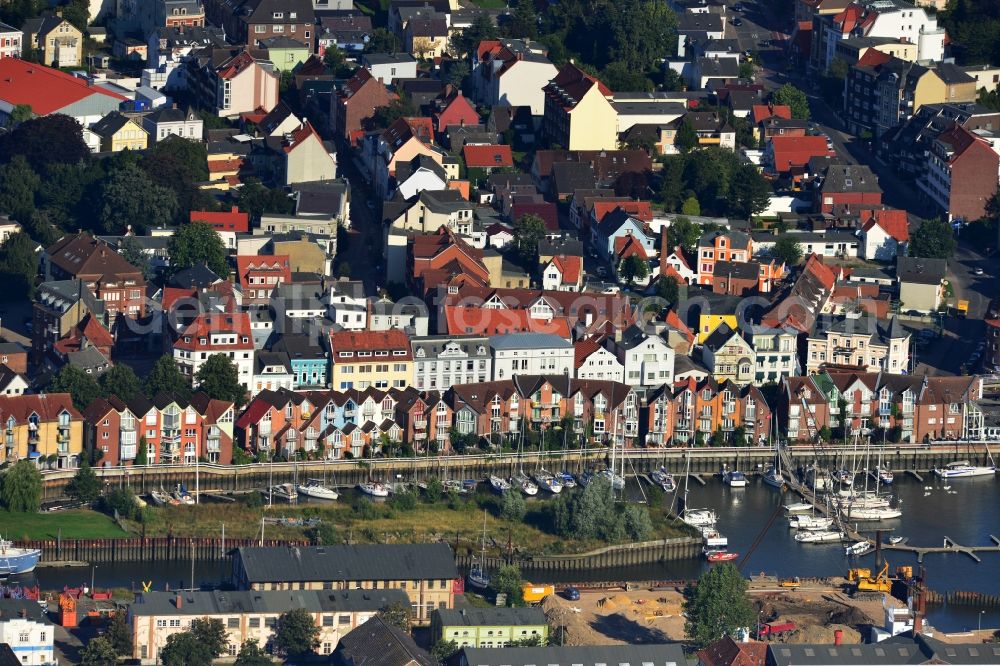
[488,475,511,494]
[763,464,784,489]
[794,530,844,543]
[680,453,717,527]
[933,460,996,478]
[297,479,339,500]
[514,412,538,496]
[651,467,676,492]
[173,484,195,505]
[788,515,834,530]
[532,469,564,494]
[467,512,490,591]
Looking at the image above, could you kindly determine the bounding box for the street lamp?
[979,610,986,633]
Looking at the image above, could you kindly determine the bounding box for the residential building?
[464,144,513,174]
[764,135,833,179]
[147,0,206,31]
[129,589,407,664]
[606,325,675,391]
[685,110,737,148]
[407,228,488,297]
[0,342,29,375]
[471,38,557,115]
[394,154,448,200]
[859,208,909,260]
[329,329,413,390]
[259,121,337,186]
[0,393,83,467]
[574,338,624,383]
[143,106,203,142]
[251,351,294,396]
[334,615,435,666]
[490,333,573,381]
[0,613,53,666]
[814,162,882,215]
[22,15,82,67]
[361,52,417,84]
[459,644,687,666]
[412,335,491,391]
[31,283,106,359]
[404,14,448,58]
[701,322,755,385]
[205,0,314,49]
[390,190,474,236]
[331,67,394,142]
[231,543,458,623]
[542,64,617,151]
[695,230,751,286]
[805,312,910,374]
[0,23,23,60]
[173,312,255,388]
[917,123,1000,222]
[316,13,372,54]
[541,255,583,292]
[212,50,280,118]
[259,36,308,70]
[746,325,799,384]
[592,209,655,261]
[365,117,442,199]
[896,255,946,313]
[431,607,547,649]
[644,376,772,446]
[833,35,917,67]
[0,59,124,127]
[271,334,328,388]
[236,255,291,306]
[43,234,146,320]
[91,112,149,152]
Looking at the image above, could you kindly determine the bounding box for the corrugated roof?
[235,543,458,583]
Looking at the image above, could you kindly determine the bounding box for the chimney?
[175,593,183,608]
[834,629,843,646]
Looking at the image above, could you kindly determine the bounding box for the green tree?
[430,639,460,663]
[366,27,402,53]
[97,161,177,234]
[105,612,134,657]
[727,163,771,218]
[142,137,212,218]
[680,195,701,217]
[4,104,32,128]
[657,154,687,211]
[490,564,524,606]
[145,355,191,399]
[134,435,149,466]
[66,460,101,503]
[771,83,810,120]
[274,608,321,657]
[49,365,101,411]
[513,213,546,266]
[167,221,229,277]
[600,61,652,92]
[500,488,527,521]
[309,521,338,545]
[0,114,91,170]
[505,0,538,39]
[772,236,803,266]
[0,155,39,219]
[79,636,117,666]
[446,60,470,89]
[675,118,699,153]
[376,601,412,633]
[232,179,295,221]
[372,93,417,129]
[619,254,649,284]
[655,276,680,304]
[622,503,653,540]
[667,216,702,252]
[323,44,354,77]
[160,631,213,666]
[909,218,956,259]
[99,364,142,401]
[235,641,273,666]
[195,354,245,406]
[0,231,40,301]
[451,13,497,58]
[119,235,151,277]
[684,562,755,649]
[0,460,42,512]
[190,618,228,659]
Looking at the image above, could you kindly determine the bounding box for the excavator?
[847,560,891,593]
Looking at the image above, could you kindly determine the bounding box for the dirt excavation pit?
[753,592,881,644]
[542,588,688,645]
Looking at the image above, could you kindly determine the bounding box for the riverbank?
[0,509,125,540]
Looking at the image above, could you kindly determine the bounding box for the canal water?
[15,474,1000,633]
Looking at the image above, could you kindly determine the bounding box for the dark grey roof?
[411,334,490,359]
[271,333,326,359]
[770,633,1000,665]
[131,588,408,617]
[364,52,416,66]
[698,229,749,248]
[146,106,198,124]
[703,321,743,352]
[552,162,597,195]
[67,347,111,375]
[896,255,946,285]
[258,100,296,135]
[295,179,349,216]
[235,0,315,25]
[261,36,308,49]
[696,57,740,78]
[169,263,224,289]
[36,280,105,317]
[934,62,975,86]
[91,112,139,138]
[539,236,583,257]
[677,12,723,32]
[334,615,435,666]
[395,154,447,184]
[255,351,292,374]
[460,643,687,666]
[434,606,546,627]
[0,342,27,355]
[820,163,881,194]
[235,543,458,583]
[712,259,760,280]
[489,333,571,350]
[420,188,470,214]
[0,21,20,32]
[811,313,908,343]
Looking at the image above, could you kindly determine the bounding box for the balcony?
[121,420,136,432]
[161,429,181,444]
[303,438,317,452]
[414,420,426,430]
[206,438,221,453]
[258,423,272,436]
[120,445,137,460]
[163,416,180,431]
[286,430,298,441]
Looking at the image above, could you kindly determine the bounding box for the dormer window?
[289,11,296,17]
[272,11,283,18]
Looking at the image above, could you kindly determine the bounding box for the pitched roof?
[699,636,768,666]
[45,234,144,280]
[444,307,572,338]
[0,59,126,116]
[573,337,604,368]
[236,543,457,583]
[544,63,612,111]
[896,255,946,285]
[190,207,250,233]
[860,208,908,243]
[329,329,411,356]
[769,136,832,173]
[463,144,513,169]
[335,615,435,666]
[549,255,582,285]
[752,104,791,124]
[592,200,653,223]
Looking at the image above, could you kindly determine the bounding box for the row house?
[365,117,443,200]
[694,230,751,286]
[782,372,981,443]
[407,228,489,299]
[204,0,313,49]
[0,393,83,467]
[329,329,413,391]
[32,281,106,360]
[236,255,291,305]
[173,312,255,388]
[471,38,557,116]
[574,338,625,383]
[83,392,235,466]
[43,234,146,322]
[330,68,394,143]
[605,326,675,393]
[644,377,772,447]
[448,375,639,448]
[542,64,617,151]
[805,311,910,374]
[411,335,492,392]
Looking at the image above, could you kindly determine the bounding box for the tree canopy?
[195,354,245,407]
[273,608,321,657]
[0,460,43,513]
[910,218,956,259]
[619,254,649,284]
[232,179,295,221]
[66,460,101,503]
[167,221,229,276]
[376,602,412,632]
[490,564,524,606]
[145,355,191,399]
[160,631,213,666]
[0,231,40,301]
[771,83,810,120]
[684,562,755,649]
[513,214,546,266]
[96,160,177,234]
[657,149,773,218]
[99,364,142,402]
[0,114,91,171]
[772,236,803,266]
[235,641,274,666]
[49,365,101,412]
[79,636,118,666]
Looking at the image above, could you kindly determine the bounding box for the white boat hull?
[784,503,813,513]
[358,484,389,498]
[840,507,902,521]
[682,509,717,527]
[297,485,339,500]
[933,466,996,478]
[794,531,844,543]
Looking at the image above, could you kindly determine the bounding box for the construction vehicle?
[847,561,891,593]
[956,300,969,318]
[779,577,801,589]
[755,620,797,639]
[521,583,554,603]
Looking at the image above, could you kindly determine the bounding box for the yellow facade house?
[91,112,148,152]
[542,64,618,151]
[0,393,84,468]
[328,329,413,391]
[22,15,82,67]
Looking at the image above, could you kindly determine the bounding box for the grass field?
[1,509,127,541]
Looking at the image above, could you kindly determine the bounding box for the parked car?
[562,586,581,601]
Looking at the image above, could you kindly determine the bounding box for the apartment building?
[411,335,492,391]
[173,312,255,388]
[431,607,548,649]
[644,377,772,446]
[917,123,1000,222]
[0,393,83,468]
[695,230,751,286]
[490,333,573,381]
[329,329,412,391]
[231,543,458,624]
[605,326,675,392]
[129,589,407,664]
[43,234,146,321]
[542,64,617,151]
[805,312,910,374]
[236,255,291,306]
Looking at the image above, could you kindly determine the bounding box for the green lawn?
[0,509,127,541]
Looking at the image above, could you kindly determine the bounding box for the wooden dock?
[882,535,1000,563]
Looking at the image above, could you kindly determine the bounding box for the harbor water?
[14,474,1000,633]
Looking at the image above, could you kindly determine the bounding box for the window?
[227,617,239,628]
[248,618,260,628]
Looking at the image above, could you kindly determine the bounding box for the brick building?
[43,234,146,322]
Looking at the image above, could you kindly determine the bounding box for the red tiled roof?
[208,158,245,174]
[191,207,249,233]
[329,329,412,358]
[546,63,613,110]
[752,104,792,124]
[592,200,653,223]
[769,135,832,173]
[217,51,258,80]
[833,3,864,34]
[236,399,273,429]
[236,255,291,288]
[0,59,126,116]
[511,202,558,231]
[614,235,649,261]
[856,48,891,68]
[282,121,320,154]
[860,208,908,243]
[444,307,572,338]
[464,144,513,169]
[0,393,81,424]
[551,255,582,285]
[574,337,603,367]
[174,312,253,351]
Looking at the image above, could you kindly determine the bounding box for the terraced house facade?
[0,394,83,467]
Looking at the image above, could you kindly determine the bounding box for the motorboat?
[762,464,785,489]
[784,502,814,513]
[651,468,676,492]
[788,515,834,530]
[556,472,577,488]
[0,539,41,575]
[263,484,298,502]
[723,470,747,488]
[700,526,728,549]
[443,480,467,495]
[840,506,902,521]
[532,470,563,494]
[514,472,538,496]
[845,541,875,557]
[871,466,894,485]
[297,479,339,500]
[705,550,739,563]
[794,530,844,543]
[598,468,625,491]
[682,508,718,528]
[933,461,997,479]
[488,475,511,494]
[887,535,905,545]
[834,469,855,486]
[357,482,389,498]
